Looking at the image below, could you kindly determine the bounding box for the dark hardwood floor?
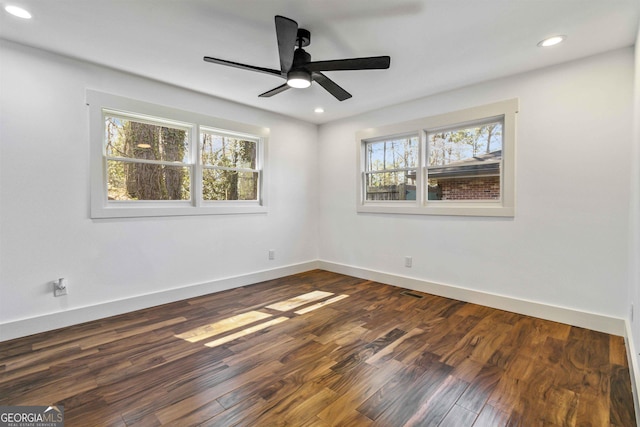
[0,270,636,426]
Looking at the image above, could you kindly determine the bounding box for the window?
[427,119,503,202]
[88,90,268,218]
[200,129,259,201]
[357,99,517,216]
[364,136,418,201]
[105,112,192,202]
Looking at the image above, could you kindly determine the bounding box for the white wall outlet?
[631,303,634,322]
[54,278,68,297]
[405,256,412,268]
[268,249,275,260]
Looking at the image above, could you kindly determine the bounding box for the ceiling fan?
[203,15,391,101]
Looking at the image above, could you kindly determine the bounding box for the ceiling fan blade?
[312,72,352,101]
[203,56,282,78]
[306,56,391,72]
[258,83,291,98]
[275,15,298,74]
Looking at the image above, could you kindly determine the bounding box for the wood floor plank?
[358,351,452,422]
[439,317,512,367]
[202,394,266,427]
[440,404,477,426]
[330,327,407,374]
[317,359,403,425]
[473,404,514,427]
[611,363,636,426]
[610,335,628,367]
[576,391,610,427]
[0,269,635,426]
[456,364,503,414]
[366,327,425,366]
[402,375,469,426]
[369,362,454,426]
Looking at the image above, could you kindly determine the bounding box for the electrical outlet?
[632,303,634,322]
[268,250,275,260]
[54,278,68,297]
[405,256,412,268]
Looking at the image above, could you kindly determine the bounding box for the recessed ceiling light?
[314,107,324,114]
[4,5,32,19]
[537,35,566,47]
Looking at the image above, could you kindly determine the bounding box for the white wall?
[318,48,634,320]
[0,40,319,339]
[630,24,640,378]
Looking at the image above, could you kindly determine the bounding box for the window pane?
[201,133,257,169]
[107,160,190,201]
[203,169,258,201]
[428,122,502,201]
[366,137,418,171]
[105,116,189,163]
[427,177,500,200]
[428,122,502,166]
[365,171,416,200]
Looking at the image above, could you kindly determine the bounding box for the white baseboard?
[0,260,320,342]
[318,260,626,336]
[0,259,627,339]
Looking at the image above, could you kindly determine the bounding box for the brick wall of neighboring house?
[437,176,500,200]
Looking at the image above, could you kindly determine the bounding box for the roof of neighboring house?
[428,150,501,179]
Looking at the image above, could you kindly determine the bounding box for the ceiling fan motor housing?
[293,48,311,69]
[296,28,311,47]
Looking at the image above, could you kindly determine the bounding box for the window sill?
[91,203,267,219]
[357,202,514,217]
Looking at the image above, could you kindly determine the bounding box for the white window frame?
[87,90,268,218]
[356,98,518,217]
[362,133,420,205]
[199,126,262,203]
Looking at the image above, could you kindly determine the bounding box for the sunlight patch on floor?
[204,317,289,348]
[174,290,350,347]
[294,294,350,315]
[266,290,334,311]
[174,310,272,343]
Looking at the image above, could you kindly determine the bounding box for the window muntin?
[200,130,259,201]
[364,136,418,201]
[104,113,192,201]
[427,120,503,201]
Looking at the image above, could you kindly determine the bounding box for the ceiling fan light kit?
[287,70,311,88]
[203,15,390,101]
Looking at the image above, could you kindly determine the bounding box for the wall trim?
[0,261,320,342]
[318,260,626,336]
[0,259,628,341]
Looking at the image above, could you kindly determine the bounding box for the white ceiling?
[1,0,638,124]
